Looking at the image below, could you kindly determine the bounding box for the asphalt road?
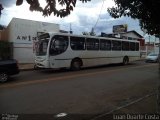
[0,61,159,119]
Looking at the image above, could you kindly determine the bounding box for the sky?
[0,0,156,42]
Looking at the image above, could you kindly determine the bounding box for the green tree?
[107,0,160,35]
[0,41,12,59]
[0,4,3,17]
[16,0,90,17]
[0,0,90,17]
[0,24,5,30]
[1,0,159,35]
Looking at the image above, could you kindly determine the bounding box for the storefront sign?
[113,24,128,33]
[16,35,37,41]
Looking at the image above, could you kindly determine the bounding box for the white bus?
[35,32,140,70]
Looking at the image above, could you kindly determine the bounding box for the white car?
[145,53,159,63]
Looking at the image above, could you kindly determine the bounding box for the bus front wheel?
[71,59,82,71]
[123,57,129,65]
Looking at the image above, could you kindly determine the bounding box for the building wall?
[13,43,33,63]
[137,39,145,46]
[120,31,145,46]
[3,18,60,63]
[121,32,140,39]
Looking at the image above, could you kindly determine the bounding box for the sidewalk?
[18,58,145,71]
[18,63,35,71]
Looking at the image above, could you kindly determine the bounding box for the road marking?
[55,113,67,118]
[0,64,158,89]
[91,92,156,120]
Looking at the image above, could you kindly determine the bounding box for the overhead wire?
[93,0,105,30]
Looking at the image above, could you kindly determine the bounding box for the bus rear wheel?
[71,59,82,71]
[123,57,129,65]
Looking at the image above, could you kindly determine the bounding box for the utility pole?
[156,35,160,114]
[154,35,156,52]
[149,35,151,45]
[69,23,72,34]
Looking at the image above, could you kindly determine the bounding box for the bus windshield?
[36,33,50,56]
[49,35,69,56]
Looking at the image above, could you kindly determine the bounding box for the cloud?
[0,0,16,8]
[0,0,144,37]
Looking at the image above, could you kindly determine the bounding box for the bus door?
[49,35,69,68]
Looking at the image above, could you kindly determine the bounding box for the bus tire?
[123,56,129,65]
[71,59,82,71]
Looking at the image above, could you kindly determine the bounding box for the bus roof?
[43,32,140,43]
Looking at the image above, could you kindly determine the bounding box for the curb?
[18,63,35,72]
[136,58,145,61]
[19,59,145,71]
[19,68,35,72]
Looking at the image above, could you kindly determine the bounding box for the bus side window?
[112,40,122,51]
[135,43,139,51]
[50,35,68,55]
[130,42,136,51]
[86,38,99,50]
[122,41,129,51]
[70,37,85,50]
[100,39,111,50]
